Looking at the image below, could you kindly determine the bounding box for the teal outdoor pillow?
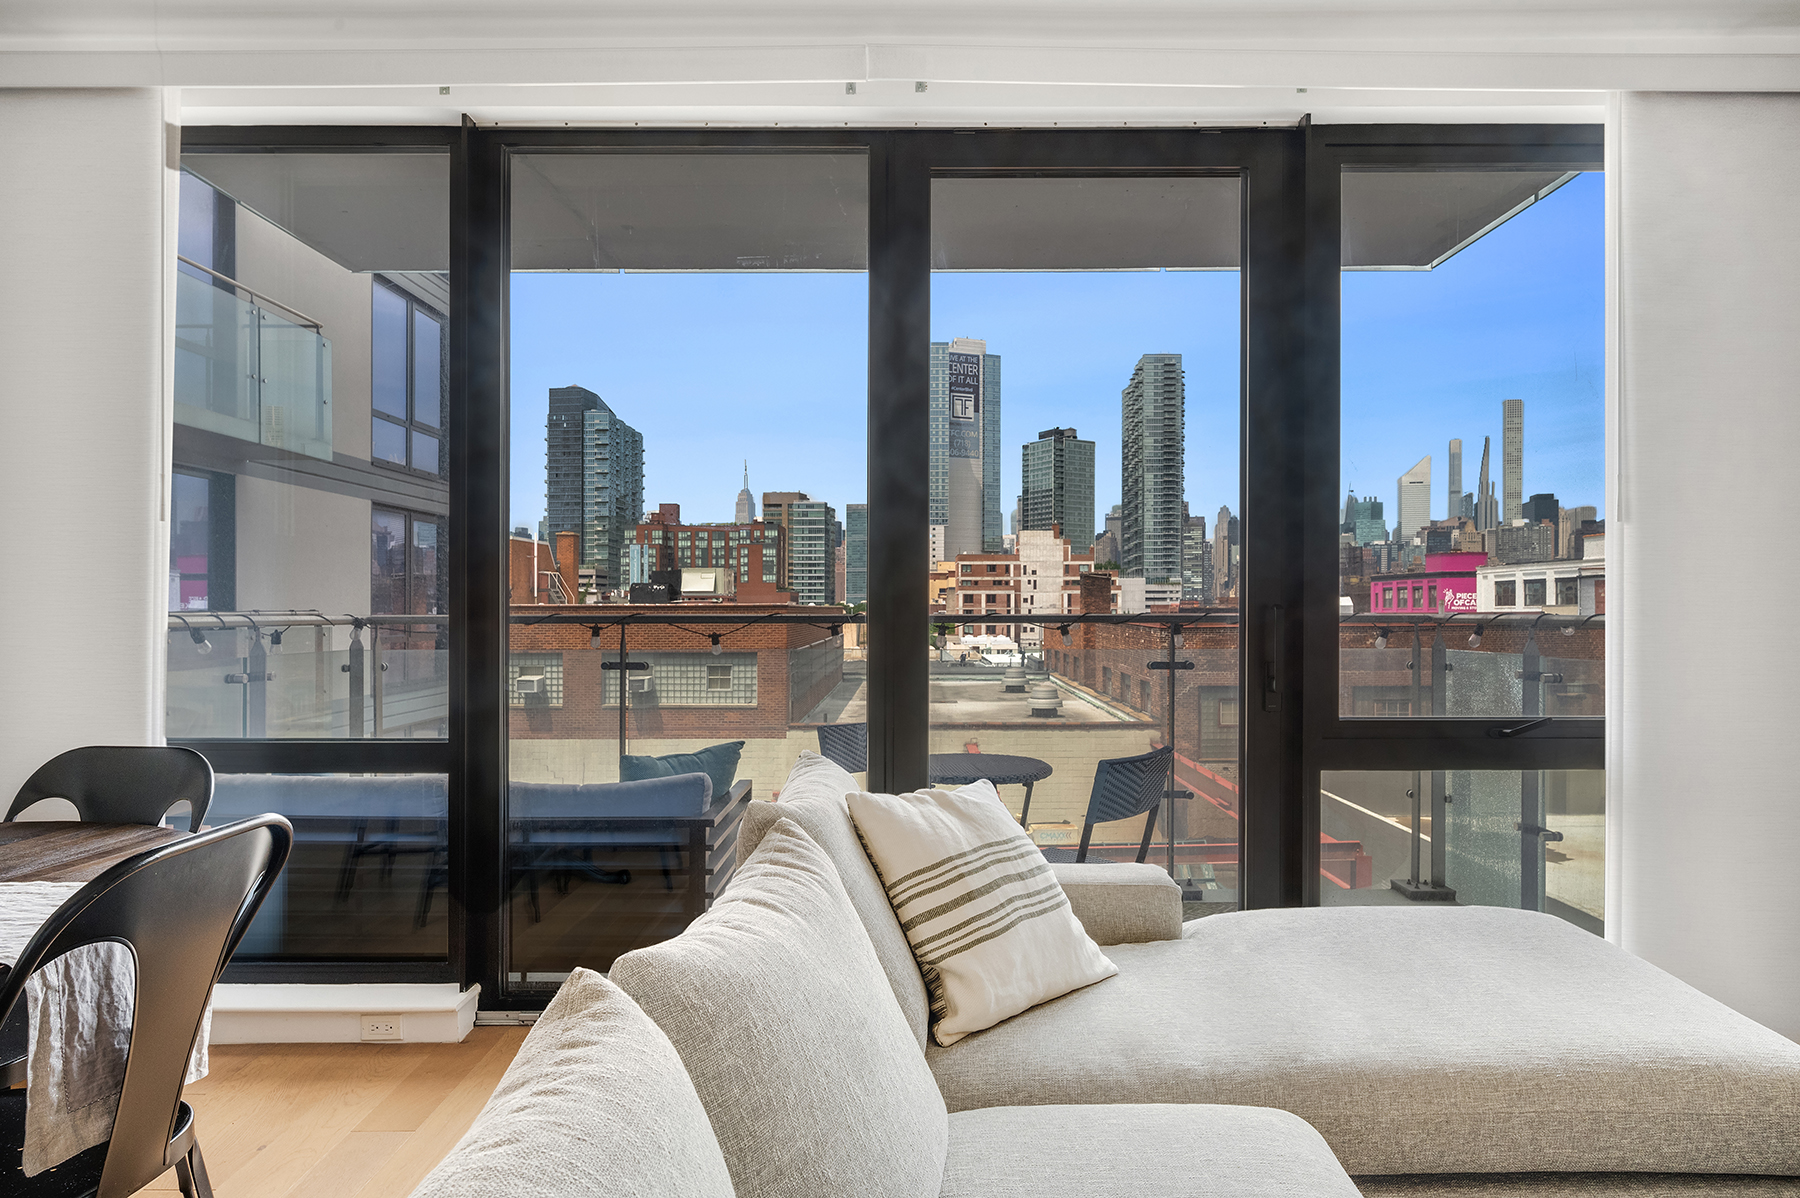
[620,741,744,801]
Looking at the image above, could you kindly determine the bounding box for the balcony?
[167,611,446,739]
[174,262,332,461]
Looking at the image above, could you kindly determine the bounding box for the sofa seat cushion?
[408,969,733,1198]
[938,1104,1360,1197]
[926,906,1800,1178]
[742,752,932,1048]
[612,816,948,1198]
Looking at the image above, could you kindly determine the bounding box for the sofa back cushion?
[621,740,744,800]
[511,773,712,819]
[409,968,734,1198]
[612,816,948,1198]
[740,751,930,1047]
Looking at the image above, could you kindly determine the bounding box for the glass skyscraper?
[844,503,868,605]
[1120,353,1185,583]
[545,384,644,591]
[1019,427,1096,551]
[929,338,1003,558]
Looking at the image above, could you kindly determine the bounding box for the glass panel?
[372,417,407,464]
[1319,769,1605,934]
[1339,169,1604,717]
[371,282,410,419]
[257,308,333,460]
[173,268,260,440]
[411,430,440,474]
[929,176,1242,912]
[506,151,869,991]
[173,149,450,741]
[170,473,211,611]
[413,310,442,427]
[210,773,449,960]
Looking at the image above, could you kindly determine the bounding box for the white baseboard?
[210,983,481,1044]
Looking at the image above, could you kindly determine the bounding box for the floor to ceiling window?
[168,122,1603,998]
[170,136,455,976]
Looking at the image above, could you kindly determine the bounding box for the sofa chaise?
[729,751,1800,1196]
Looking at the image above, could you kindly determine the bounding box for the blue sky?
[508,170,1602,537]
[1341,171,1606,522]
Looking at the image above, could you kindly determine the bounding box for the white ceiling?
[7,1,1797,125]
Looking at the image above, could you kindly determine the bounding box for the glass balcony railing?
[174,264,333,461]
[167,612,446,738]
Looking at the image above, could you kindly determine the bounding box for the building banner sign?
[948,351,981,458]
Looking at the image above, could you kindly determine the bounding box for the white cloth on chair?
[0,880,210,1176]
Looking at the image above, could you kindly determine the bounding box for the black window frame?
[175,120,1603,1004]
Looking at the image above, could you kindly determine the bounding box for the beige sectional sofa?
[414,750,1800,1196]
[412,805,1363,1198]
[732,752,1800,1197]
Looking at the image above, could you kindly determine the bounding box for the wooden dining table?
[0,821,187,884]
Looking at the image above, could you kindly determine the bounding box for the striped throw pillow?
[848,781,1117,1046]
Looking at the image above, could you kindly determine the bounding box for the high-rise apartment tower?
[929,338,1003,558]
[1503,398,1524,523]
[1448,439,1462,522]
[545,385,644,591]
[1019,426,1096,551]
[1120,354,1186,582]
[844,504,868,605]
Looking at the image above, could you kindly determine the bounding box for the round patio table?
[928,753,1053,825]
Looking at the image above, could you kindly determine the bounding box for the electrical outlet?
[360,1014,403,1041]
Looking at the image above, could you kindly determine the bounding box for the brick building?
[507,603,844,744]
[628,503,791,602]
[509,530,578,605]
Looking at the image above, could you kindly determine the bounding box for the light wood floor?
[139,1029,528,1198]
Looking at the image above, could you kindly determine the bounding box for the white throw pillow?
[848,781,1118,1046]
[611,816,949,1198]
[409,968,734,1198]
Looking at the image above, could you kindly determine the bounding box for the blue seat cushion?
[620,742,743,800]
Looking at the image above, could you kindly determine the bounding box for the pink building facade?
[1367,551,1486,615]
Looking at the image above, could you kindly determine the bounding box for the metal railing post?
[348,622,365,738]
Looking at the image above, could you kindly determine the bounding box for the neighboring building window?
[1397,586,1409,609]
[1412,584,1424,609]
[1556,577,1579,606]
[1523,579,1547,607]
[1495,579,1517,607]
[1373,699,1411,717]
[707,664,733,691]
[1382,585,1394,607]
[168,469,235,611]
[372,508,443,620]
[509,653,565,707]
[1427,582,1438,611]
[1140,679,1150,708]
[371,282,445,476]
[1102,666,1112,692]
[1217,697,1240,727]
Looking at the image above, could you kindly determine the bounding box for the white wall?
[1610,92,1800,1039]
[0,89,174,798]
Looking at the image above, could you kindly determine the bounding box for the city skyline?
[505,170,1600,545]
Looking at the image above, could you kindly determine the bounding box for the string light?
[589,625,603,650]
[1374,628,1390,650]
[1468,622,1486,649]
[710,634,723,656]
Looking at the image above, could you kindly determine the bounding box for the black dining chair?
[816,723,868,774]
[0,813,292,1198]
[4,746,214,833]
[1040,745,1182,865]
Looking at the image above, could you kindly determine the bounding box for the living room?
[1,4,1797,1197]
